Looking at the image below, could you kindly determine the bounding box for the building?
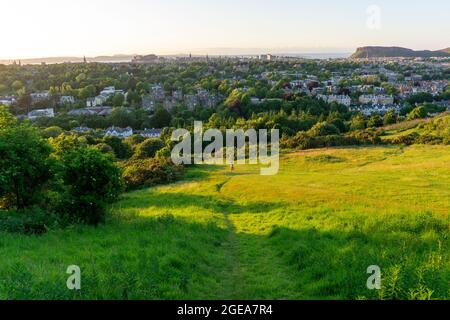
[30,92,50,103]
[142,95,156,111]
[318,94,352,107]
[350,104,401,116]
[185,95,199,110]
[68,106,113,117]
[137,128,163,138]
[172,89,183,101]
[100,86,124,97]
[27,108,54,120]
[104,126,133,138]
[259,54,274,61]
[73,127,94,134]
[0,96,16,106]
[60,96,75,104]
[359,94,394,105]
[150,85,165,102]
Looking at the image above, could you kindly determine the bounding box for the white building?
[60,96,75,104]
[30,92,50,102]
[318,94,352,107]
[104,126,133,138]
[0,96,16,106]
[138,128,163,138]
[27,108,55,120]
[359,94,394,105]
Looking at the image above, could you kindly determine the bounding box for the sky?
[1,0,449,59]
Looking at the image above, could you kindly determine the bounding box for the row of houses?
[349,104,402,116]
[317,94,352,107]
[74,126,162,139]
[142,87,222,111]
[358,94,394,105]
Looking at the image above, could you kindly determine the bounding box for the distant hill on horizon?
[0,54,136,65]
[351,46,450,58]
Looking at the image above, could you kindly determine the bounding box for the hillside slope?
[0,146,449,299]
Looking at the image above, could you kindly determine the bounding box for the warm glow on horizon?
[1,0,449,59]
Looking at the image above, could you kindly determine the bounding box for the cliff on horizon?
[351,46,450,58]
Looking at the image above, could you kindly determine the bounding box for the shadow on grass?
[120,191,285,215]
[1,212,447,300]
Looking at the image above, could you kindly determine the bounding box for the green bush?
[121,159,184,191]
[58,147,124,225]
[132,138,165,159]
[0,124,56,209]
[308,122,340,137]
[0,207,58,235]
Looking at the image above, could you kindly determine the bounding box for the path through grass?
[0,145,449,299]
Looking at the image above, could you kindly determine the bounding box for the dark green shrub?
[0,207,58,235]
[103,136,132,159]
[121,159,184,191]
[58,147,124,225]
[132,138,165,159]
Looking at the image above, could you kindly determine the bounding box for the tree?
[308,122,340,137]
[11,80,24,92]
[383,110,397,125]
[0,124,55,209]
[103,136,132,159]
[151,107,172,128]
[0,105,17,129]
[78,85,96,100]
[407,106,428,120]
[59,147,123,225]
[367,114,383,128]
[133,139,165,159]
[350,114,367,131]
[42,126,64,138]
[112,93,125,107]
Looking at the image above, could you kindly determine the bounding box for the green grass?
[0,145,449,300]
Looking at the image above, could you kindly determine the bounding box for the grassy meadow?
[0,145,449,300]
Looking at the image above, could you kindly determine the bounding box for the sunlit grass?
[0,145,449,299]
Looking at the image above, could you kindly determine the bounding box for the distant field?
[0,145,449,299]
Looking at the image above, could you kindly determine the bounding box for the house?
[350,104,401,116]
[28,108,54,120]
[86,94,109,107]
[185,95,198,110]
[104,126,133,139]
[100,86,124,97]
[359,94,394,105]
[137,128,163,138]
[259,54,273,61]
[150,85,165,102]
[318,95,352,107]
[30,92,50,102]
[172,89,183,101]
[142,95,156,111]
[0,96,16,106]
[250,97,261,105]
[73,126,94,134]
[68,106,113,117]
[60,95,75,104]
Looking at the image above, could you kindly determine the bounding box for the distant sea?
[0,52,352,65]
[275,52,351,59]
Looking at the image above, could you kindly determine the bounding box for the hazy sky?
[2,0,449,58]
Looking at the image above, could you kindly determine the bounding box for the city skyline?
[1,0,449,59]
